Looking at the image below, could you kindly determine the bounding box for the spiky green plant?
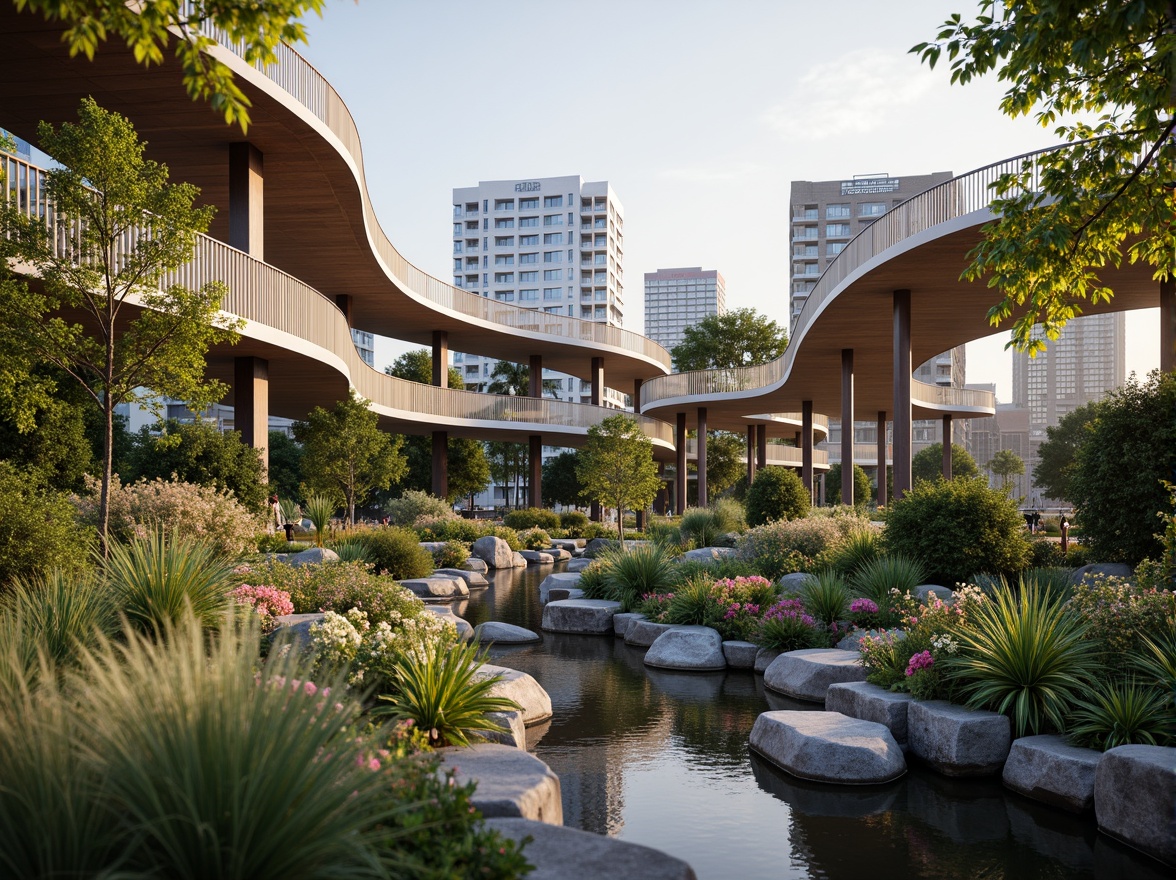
[946,580,1099,738]
[1,569,116,671]
[756,613,825,652]
[679,507,721,549]
[850,554,926,607]
[1067,678,1175,751]
[278,498,302,526]
[823,527,881,579]
[1019,566,1075,602]
[329,532,372,564]
[103,530,238,634]
[665,575,723,628]
[376,639,520,748]
[599,543,679,611]
[644,518,684,551]
[1134,627,1176,692]
[803,570,851,628]
[302,493,336,547]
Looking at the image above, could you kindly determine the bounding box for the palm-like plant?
[803,570,850,628]
[600,543,679,611]
[1067,678,1175,750]
[850,554,926,607]
[1134,627,1176,692]
[103,529,238,634]
[302,494,335,548]
[825,527,881,579]
[946,579,1098,737]
[329,532,372,564]
[375,639,520,748]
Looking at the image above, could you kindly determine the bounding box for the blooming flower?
[905,650,935,677]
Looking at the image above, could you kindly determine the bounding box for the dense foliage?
[0,461,93,588]
[669,308,787,372]
[824,462,872,507]
[745,467,809,527]
[910,443,980,484]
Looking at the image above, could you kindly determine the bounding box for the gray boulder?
[550,538,582,553]
[399,575,468,600]
[462,557,489,573]
[539,571,581,602]
[419,541,447,555]
[826,681,915,748]
[749,710,906,784]
[566,557,594,573]
[754,647,782,674]
[473,621,541,645]
[583,538,618,558]
[625,619,676,648]
[779,572,816,592]
[481,709,527,749]
[471,536,515,569]
[541,599,620,635]
[722,640,759,669]
[424,605,473,641]
[644,626,726,671]
[548,588,584,601]
[272,612,325,647]
[680,546,738,563]
[485,818,698,880]
[915,584,954,603]
[478,664,553,726]
[1002,734,1099,813]
[1070,562,1134,585]
[289,547,340,567]
[763,649,868,703]
[1094,744,1176,866]
[907,700,1011,777]
[613,612,646,638]
[546,547,572,561]
[438,744,562,825]
[511,551,528,568]
[434,567,489,588]
[519,550,554,565]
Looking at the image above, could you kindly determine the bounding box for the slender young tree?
[670,308,788,372]
[988,448,1025,494]
[576,414,662,542]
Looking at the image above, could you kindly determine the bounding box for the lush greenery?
[385,490,453,527]
[669,308,787,372]
[824,462,872,507]
[352,527,435,580]
[0,461,92,587]
[1032,400,1101,502]
[576,415,663,541]
[911,443,981,484]
[745,466,809,527]
[542,450,586,508]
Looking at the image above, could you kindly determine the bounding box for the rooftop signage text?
[841,178,900,195]
[515,181,541,192]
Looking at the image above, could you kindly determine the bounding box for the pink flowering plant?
[637,591,675,622]
[253,559,424,627]
[229,584,294,633]
[756,598,828,651]
[848,597,880,629]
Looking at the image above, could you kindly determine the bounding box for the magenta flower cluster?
[905,650,935,677]
[724,602,761,620]
[763,598,815,627]
[229,584,294,619]
[849,598,878,614]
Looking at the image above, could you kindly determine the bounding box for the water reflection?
[460,563,1168,880]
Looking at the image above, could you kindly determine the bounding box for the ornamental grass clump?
[820,526,882,580]
[598,543,678,611]
[679,507,722,549]
[802,570,851,628]
[0,569,117,672]
[756,598,826,651]
[1067,678,1175,751]
[301,493,335,547]
[850,554,926,625]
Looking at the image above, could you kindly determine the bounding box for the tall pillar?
[590,356,604,406]
[229,142,264,259]
[529,434,542,507]
[696,407,708,508]
[819,474,826,506]
[841,348,855,506]
[801,400,814,502]
[432,431,448,499]
[876,411,888,507]
[1162,277,1175,374]
[335,294,353,324]
[633,377,643,412]
[234,356,269,473]
[529,354,542,397]
[942,415,954,480]
[675,412,687,515]
[756,424,767,471]
[746,425,757,487]
[433,330,449,388]
[893,289,913,500]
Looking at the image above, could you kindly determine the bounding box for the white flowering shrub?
[309,606,457,691]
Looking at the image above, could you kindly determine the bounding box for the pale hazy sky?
[299,0,1161,402]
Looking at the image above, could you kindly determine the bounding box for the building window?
[519,270,538,281]
[859,202,886,217]
[543,214,563,227]
[520,234,539,245]
[826,203,851,219]
[465,202,478,213]
[494,218,514,229]
[453,242,462,254]
[494,290,515,301]
[825,222,851,237]
[519,216,538,227]
[543,288,561,300]
[494,272,514,283]
[543,269,562,281]
[827,242,847,256]
[494,198,515,211]
[594,253,607,265]
[519,253,537,264]
[543,306,563,314]
[543,195,563,207]
[519,197,538,210]
[465,220,478,230]
[494,255,514,266]
[519,288,538,301]
[543,232,564,244]
[543,251,562,263]
[494,236,514,247]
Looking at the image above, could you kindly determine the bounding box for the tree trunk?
[98,327,116,557]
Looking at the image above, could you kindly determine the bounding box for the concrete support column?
[529,354,542,398]
[696,407,708,508]
[841,348,854,506]
[801,400,814,503]
[234,356,269,473]
[756,424,767,471]
[675,412,687,515]
[529,434,542,508]
[633,377,643,412]
[942,415,954,480]
[335,294,353,324]
[876,411,888,507]
[819,474,826,506]
[433,330,449,388]
[893,289,913,500]
[590,357,604,407]
[432,431,448,499]
[746,425,757,487]
[1162,276,1175,374]
[229,142,264,259]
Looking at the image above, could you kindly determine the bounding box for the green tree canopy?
[670,308,788,372]
[1032,400,1103,502]
[386,349,464,390]
[293,390,406,525]
[988,448,1026,494]
[446,437,491,506]
[912,443,981,484]
[692,431,744,501]
[542,450,585,508]
[484,441,527,509]
[0,364,96,492]
[0,98,240,552]
[745,466,809,527]
[13,0,327,131]
[913,1,1176,351]
[824,462,872,508]
[576,415,662,541]
[486,360,562,397]
[1069,371,1176,565]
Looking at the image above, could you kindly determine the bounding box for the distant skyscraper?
[643,267,726,354]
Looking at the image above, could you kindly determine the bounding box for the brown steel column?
[432,431,448,499]
[697,407,708,507]
[756,424,767,471]
[876,411,888,507]
[942,414,954,480]
[590,356,604,406]
[746,425,757,487]
[841,348,854,506]
[633,377,643,412]
[229,142,263,259]
[433,330,449,388]
[801,400,814,503]
[335,294,353,324]
[1162,277,1175,374]
[675,412,687,515]
[893,289,913,500]
[529,354,542,397]
[529,434,542,507]
[234,356,269,474]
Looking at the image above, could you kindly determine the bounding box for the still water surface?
[455,564,1166,880]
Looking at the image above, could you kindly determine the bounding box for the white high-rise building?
[644,267,726,354]
[450,175,625,407]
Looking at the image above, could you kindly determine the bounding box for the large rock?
[1094,744,1176,866]
[550,538,582,553]
[462,557,489,573]
[546,548,572,561]
[539,571,582,602]
[272,612,324,647]
[485,818,698,880]
[399,575,468,600]
[434,567,489,589]
[541,599,620,635]
[471,536,515,569]
[1002,734,1099,813]
[779,572,816,592]
[438,744,562,825]
[907,700,1011,777]
[519,550,554,565]
[613,611,646,638]
[826,681,915,748]
[477,664,553,725]
[424,605,473,641]
[481,709,527,749]
[754,647,782,674]
[473,621,541,645]
[566,557,594,573]
[511,551,528,568]
[749,710,906,784]
[1070,562,1134,585]
[763,649,868,703]
[680,546,738,563]
[625,619,676,648]
[583,538,618,558]
[644,626,726,671]
[722,640,758,669]
[288,547,340,567]
[548,588,584,601]
[915,584,953,603]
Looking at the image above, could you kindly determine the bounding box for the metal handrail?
[682,437,829,468]
[2,154,675,445]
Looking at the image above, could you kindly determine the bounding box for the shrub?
[819,527,882,579]
[385,490,453,526]
[1134,628,1176,692]
[0,461,93,588]
[1067,574,1176,671]
[576,559,610,600]
[76,474,262,558]
[412,515,479,543]
[559,510,589,536]
[580,522,612,541]
[850,555,926,612]
[432,540,470,569]
[645,518,684,549]
[255,560,425,626]
[675,556,761,582]
[503,507,561,531]
[363,527,435,579]
[745,467,809,527]
[599,543,679,611]
[679,507,722,548]
[301,493,335,547]
[1028,538,1066,568]
[227,584,293,633]
[519,528,551,551]
[756,598,826,650]
[665,575,726,630]
[883,477,1030,584]
[711,497,747,534]
[802,570,850,628]
[858,630,911,691]
[1067,678,1175,750]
